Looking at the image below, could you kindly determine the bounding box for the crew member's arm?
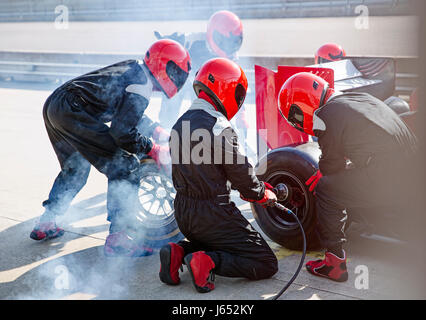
[215,127,275,207]
[109,88,153,159]
[314,111,346,175]
[137,115,170,143]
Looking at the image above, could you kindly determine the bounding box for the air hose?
[269,189,307,300]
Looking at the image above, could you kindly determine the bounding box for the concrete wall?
[0,0,414,22]
[0,16,417,57]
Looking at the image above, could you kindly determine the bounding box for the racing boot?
[184,251,216,293]
[306,250,348,282]
[30,211,64,241]
[104,231,154,257]
[159,243,185,285]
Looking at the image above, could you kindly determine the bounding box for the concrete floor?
[0,85,421,300]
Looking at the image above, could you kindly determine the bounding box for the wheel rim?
[136,173,176,228]
[265,171,310,230]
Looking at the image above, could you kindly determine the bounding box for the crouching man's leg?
[31,94,91,241]
[306,167,382,282]
[103,153,154,257]
[306,174,349,282]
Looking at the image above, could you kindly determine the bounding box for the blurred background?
[0,0,419,112]
[0,0,419,85]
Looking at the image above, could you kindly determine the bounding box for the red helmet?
[143,39,191,98]
[315,43,346,64]
[206,10,243,58]
[193,58,247,120]
[278,72,333,136]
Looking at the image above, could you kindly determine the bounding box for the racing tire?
[133,160,183,248]
[251,143,322,250]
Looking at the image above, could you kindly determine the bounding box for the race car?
[251,57,417,250]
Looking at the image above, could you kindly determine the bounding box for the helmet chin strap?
[326,89,344,102]
[198,91,219,112]
[141,63,162,93]
[323,87,338,105]
[152,83,162,92]
[149,76,162,93]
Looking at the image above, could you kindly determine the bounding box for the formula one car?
[251,57,417,250]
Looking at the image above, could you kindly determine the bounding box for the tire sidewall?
[135,163,182,248]
[252,145,320,249]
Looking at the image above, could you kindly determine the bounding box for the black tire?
[251,142,321,250]
[132,160,183,248]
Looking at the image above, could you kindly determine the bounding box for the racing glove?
[152,126,170,143]
[240,182,277,208]
[147,142,171,171]
[305,170,323,193]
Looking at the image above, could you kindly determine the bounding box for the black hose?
[270,203,307,300]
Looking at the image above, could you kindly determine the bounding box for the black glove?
[240,182,277,208]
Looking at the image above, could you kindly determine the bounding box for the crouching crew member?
[278,72,417,282]
[155,10,249,147]
[31,40,191,257]
[159,58,278,293]
[314,43,346,64]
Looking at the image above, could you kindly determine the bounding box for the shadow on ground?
[0,193,108,269]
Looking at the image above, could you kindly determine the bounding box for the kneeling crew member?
[159,58,278,293]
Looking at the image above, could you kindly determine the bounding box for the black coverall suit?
[313,92,417,250]
[170,98,278,280]
[42,60,158,232]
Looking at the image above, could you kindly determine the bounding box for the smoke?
[12,245,135,300]
[7,174,166,300]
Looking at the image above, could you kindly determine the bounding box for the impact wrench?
[269,184,307,300]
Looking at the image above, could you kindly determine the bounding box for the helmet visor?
[317,51,345,64]
[212,30,243,55]
[288,104,304,130]
[235,83,246,109]
[317,56,333,64]
[166,60,190,92]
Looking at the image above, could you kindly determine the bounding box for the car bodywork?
[255,57,396,152]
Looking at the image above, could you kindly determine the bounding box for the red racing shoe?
[104,231,154,257]
[30,221,64,241]
[184,251,216,293]
[159,243,185,285]
[306,251,348,282]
